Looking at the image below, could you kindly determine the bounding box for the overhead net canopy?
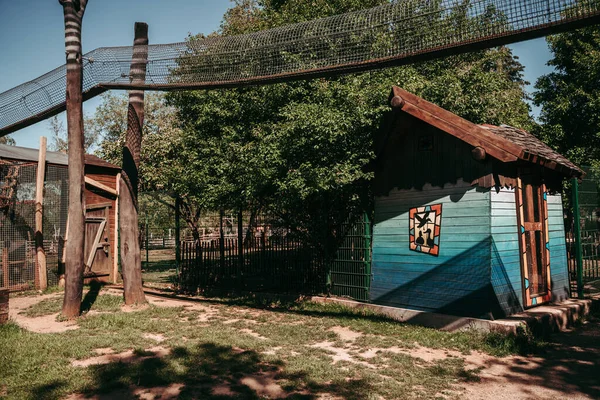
[1,0,599,135]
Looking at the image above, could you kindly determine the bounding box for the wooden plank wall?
[84,166,118,281]
[373,113,491,196]
[489,190,570,316]
[547,193,570,302]
[371,183,499,318]
[490,188,524,316]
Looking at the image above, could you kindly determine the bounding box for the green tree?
[47,115,98,153]
[92,92,209,239]
[533,26,600,174]
[167,0,532,253]
[0,135,15,146]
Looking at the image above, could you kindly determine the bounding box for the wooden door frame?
[84,203,112,278]
[515,174,552,307]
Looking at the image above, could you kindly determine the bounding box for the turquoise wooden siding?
[490,188,524,316]
[371,112,573,318]
[371,184,502,318]
[547,194,570,302]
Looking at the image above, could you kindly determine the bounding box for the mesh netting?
[0,0,599,134]
[0,161,68,290]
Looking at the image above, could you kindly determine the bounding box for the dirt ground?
[7,291,600,399]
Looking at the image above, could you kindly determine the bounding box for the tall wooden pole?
[120,22,148,305]
[59,0,88,318]
[35,136,48,290]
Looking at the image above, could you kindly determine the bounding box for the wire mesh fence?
[0,160,68,291]
[566,167,600,287]
[177,212,372,301]
[1,0,599,135]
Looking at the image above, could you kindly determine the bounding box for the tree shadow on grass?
[80,280,103,314]
[30,343,374,399]
[31,380,68,400]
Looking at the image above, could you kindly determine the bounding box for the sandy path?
[7,290,600,399]
[8,293,79,333]
[461,315,600,400]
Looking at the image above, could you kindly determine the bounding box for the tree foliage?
[533,25,600,174]
[47,115,98,153]
[91,92,208,238]
[0,135,15,146]
[166,0,532,252]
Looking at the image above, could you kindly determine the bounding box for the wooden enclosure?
[370,87,583,319]
[0,144,120,289]
[83,161,121,283]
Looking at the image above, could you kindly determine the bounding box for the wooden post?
[573,178,584,299]
[237,210,243,269]
[2,241,8,289]
[0,289,8,324]
[120,22,148,305]
[59,215,69,288]
[237,209,243,289]
[175,195,181,276]
[112,172,120,283]
[59,0,88,319]
[35,136,48,290]
[219,209,225,271]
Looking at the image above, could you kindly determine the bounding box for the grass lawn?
[0,287,541,400]
[142,249,178,289]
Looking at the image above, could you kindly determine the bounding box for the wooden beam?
[471,146,487,162]
[1,242,8,289]
[85,219,106,270]
[86,202,113,210]
[84,176,117,196]
[113,172,120,284]
[390,87,522,163]
[35,136,48,290]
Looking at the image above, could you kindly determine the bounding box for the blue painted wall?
[371,113,572,318]
[371,183,505,318]
[490,188,524,316]
[547,194,570,302]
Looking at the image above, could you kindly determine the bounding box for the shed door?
[84,205,111,277]
[516,174,551,307]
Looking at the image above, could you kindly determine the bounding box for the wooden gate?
[84,204,112,278]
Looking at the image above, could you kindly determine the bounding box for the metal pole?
[364,211,372,301]
[237,209,243,289]
[573,178,584,299]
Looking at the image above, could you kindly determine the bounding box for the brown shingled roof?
[480,125,583,177]
[0,144,120,170]
[389,86,583,178]
[84,154,121,170]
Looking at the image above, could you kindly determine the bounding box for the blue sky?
[0,0,554,149]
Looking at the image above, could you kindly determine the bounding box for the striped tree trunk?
[59,0,88,319]
[120,22,148,305]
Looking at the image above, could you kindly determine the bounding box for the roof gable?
[0,144,120,170]
[389,86,582,177]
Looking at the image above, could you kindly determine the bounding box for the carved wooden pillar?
[59,0,88,318]
[120,22,148,305]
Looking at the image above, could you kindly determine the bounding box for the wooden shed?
[0,144,121,287]
[370,87,583,319]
